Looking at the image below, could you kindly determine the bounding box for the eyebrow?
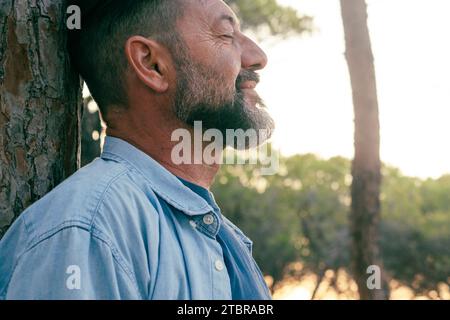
[219,13,241,29]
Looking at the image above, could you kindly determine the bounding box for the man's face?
[171,0,274,148]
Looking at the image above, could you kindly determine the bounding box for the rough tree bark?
[340,0,389,299]
[0,0,81,238]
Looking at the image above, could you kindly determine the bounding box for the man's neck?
[106,123,221,190]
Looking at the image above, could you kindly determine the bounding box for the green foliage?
[381,172,450,293]
[212,153,352,286]
[225,0,312,36]
[212,152,450,294]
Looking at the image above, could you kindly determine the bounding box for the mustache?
[236,70,260,89]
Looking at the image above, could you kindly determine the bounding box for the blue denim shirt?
[0,136,269,300]
[177,178,271,300]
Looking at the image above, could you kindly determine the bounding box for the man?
[0,0,274,299]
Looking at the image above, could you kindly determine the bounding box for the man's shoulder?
[0,157,162,298]
[8,156,159,249]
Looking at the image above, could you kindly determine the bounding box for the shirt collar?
[100,136,215,217]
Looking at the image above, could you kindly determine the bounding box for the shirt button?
[203,214,214,225]
[215,260,224,271]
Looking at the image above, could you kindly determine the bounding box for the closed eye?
[221,34,235,40]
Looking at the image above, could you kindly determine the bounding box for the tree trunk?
[339,0,389,299]
[0,0,81,238]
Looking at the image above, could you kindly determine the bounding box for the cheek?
[219,51,241,79]
[186,39,241,92]
[210,52,240,91]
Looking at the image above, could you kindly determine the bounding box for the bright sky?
[258,0,450,179]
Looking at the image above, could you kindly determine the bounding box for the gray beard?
[173,65,275,148]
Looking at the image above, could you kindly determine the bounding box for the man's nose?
[241,36,268,71]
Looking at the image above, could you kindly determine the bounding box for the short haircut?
[68,0,183,119]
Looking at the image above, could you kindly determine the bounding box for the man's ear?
[125,36,170,93]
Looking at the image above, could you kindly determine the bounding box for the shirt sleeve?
[5,226,141,300]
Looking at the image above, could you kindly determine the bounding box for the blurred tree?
[381,170,450,297]
[0,0,81,238]
[212,152,352,293]
[81,96,102,166]
[340,0,389,299]
[225,0,312,36]
[213,155,449,298]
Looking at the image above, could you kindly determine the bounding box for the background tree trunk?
[340,0,389,299]
[0,0,81,238]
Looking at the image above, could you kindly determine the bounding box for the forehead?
[183,0,240,27]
